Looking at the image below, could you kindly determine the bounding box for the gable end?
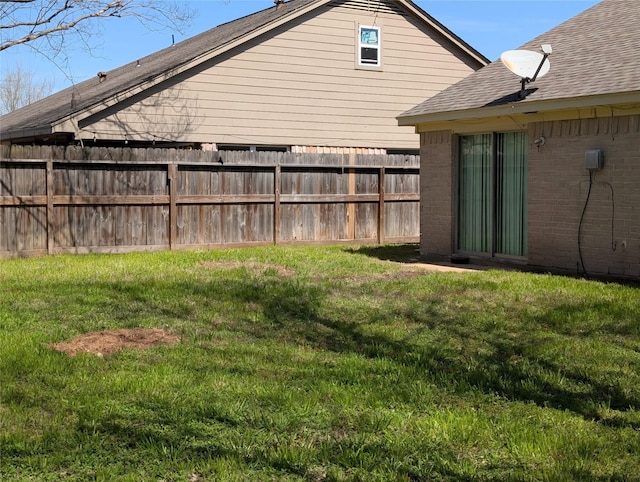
[329,0,407,16]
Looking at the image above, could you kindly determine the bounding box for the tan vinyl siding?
[81,1,478,149]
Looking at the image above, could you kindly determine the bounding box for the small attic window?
[358,25,381,67]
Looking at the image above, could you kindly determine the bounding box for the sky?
[0,0,601,94]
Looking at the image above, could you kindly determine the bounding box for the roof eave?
[398,91,640,129]
[0,125,54,142]
[62,0,334,129]
[69,0,489,132]
[174,0,334,71]
[397,0,489,67]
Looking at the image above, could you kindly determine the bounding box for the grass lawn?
[1,244,639,481]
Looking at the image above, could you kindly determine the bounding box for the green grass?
[1,244,639,481]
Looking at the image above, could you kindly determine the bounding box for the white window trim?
[357,24,382,69]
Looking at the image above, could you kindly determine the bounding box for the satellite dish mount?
[501,44,552,99]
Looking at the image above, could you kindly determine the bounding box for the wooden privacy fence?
[0,146,419,257]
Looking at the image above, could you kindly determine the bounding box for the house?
[397,0,640,280]
[0,0,487,154]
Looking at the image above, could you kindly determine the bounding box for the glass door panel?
[458,132,527,257]
[458,134,493,253]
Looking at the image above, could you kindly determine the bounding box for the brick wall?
[418,130,455,258]
[418,114,639,279]
[528,114,640,278]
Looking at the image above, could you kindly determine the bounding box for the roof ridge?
[399,0,640,123]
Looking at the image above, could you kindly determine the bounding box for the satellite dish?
[501,50,550,79]
[500,44,552,99]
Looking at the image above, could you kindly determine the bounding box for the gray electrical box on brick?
[585,149,604,170]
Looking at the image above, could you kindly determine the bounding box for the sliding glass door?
[457,132,527,257]
[458,134,493,253]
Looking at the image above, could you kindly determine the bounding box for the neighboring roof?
[398,0,640,125]
[0,0,316,140]
[0,0,488,142]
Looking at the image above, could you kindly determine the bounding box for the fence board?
[355,203,378,240]
[0,148,419,257]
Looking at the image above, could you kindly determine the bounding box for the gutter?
[397,91,640,127]
[0,125,53,142]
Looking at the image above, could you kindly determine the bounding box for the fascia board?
[59,0,333,132]
[398,91,640,128]
[396,0,489,67]
[0,125,53,142]
[170,0,333,76]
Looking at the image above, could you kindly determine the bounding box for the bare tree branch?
[0,1,193,53]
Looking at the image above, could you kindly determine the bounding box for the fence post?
[168,163,177,250]
[273,164,281,245]
[46,160,54,255]
[378,166,385,244]
[347,150,356,240]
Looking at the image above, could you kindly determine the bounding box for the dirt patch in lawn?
[199,261,295,277]
[331,262,476,283]
[51,328,180,357]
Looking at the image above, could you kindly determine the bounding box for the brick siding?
[528,114,640,278]
[419,114,639,279]
[418,130,455,258]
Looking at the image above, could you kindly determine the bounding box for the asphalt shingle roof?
[2,0,491,141]
[399,0,640,122]
[0,0,319,137]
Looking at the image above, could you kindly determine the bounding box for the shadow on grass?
[8,270,638,432]
[343,244,422,264]
[347,244,640,288]
[0,268,640,480]
[219,275,640,428]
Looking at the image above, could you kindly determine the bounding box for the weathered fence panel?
[0,146,419,257]
[0,160,49,254]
